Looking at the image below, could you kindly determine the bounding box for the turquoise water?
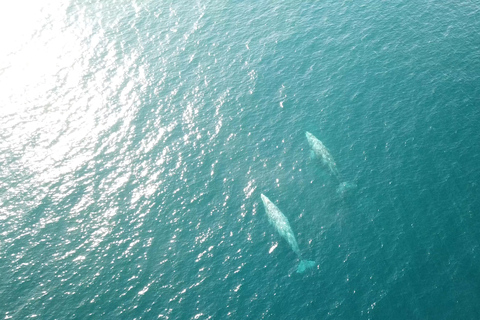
[1,0,480,318]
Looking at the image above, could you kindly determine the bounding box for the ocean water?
[1,0,480,319]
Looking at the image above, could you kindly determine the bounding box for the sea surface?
[1,0,480,319]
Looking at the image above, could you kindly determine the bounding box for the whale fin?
[296,260,315,273]
[310,150,316,160]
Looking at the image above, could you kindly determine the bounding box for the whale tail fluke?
[296,260,316,273]
[336,181,357,196]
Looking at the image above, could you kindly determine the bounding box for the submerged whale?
[305,131,339,176]
[305,131,357,195]
[260,194,315,273]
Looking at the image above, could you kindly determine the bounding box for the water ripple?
[1,0,480,319]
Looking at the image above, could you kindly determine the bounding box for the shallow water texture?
[1,0,480,319]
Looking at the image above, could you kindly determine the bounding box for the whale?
[260,194,315,273]
[305,131,357,195]
[305,131,339,176]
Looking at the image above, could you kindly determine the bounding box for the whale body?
[305,131,357,196]
[260,194,315,273]
[305,131,338,176]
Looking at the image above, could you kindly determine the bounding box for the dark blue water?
[1,0,480,319]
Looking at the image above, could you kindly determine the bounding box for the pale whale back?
[305,131,338,176]
[260,194,300,255]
